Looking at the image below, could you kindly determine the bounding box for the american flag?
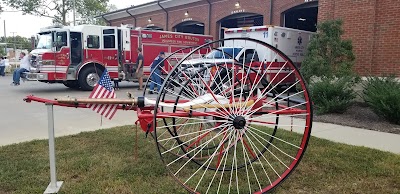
[87,69,118,120]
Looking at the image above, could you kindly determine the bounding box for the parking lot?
[0,75,147,146]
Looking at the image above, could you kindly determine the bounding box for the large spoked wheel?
[143,46,215,159]
[154,38,313,193]
[156,63,280,161]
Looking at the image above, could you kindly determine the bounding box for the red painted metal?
[23,95,136,110]
[242,139,256,159]
[130,30,212,77]
[137,108,154,133]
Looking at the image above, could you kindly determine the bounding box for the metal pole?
[47,104,56,187]
[3,20,6,54]
[10,32,15,55]
[135,123,138,160]
[44,103,63,194]
[73,0,76,26]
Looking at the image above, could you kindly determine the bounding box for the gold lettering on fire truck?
[54,53,68,65]
[160,34,173,39]
[184,36,199,42]
[159,34,200,45]
[56,53,68,60]
[58,60,66,65]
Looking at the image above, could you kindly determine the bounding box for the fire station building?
[97,0,400,76]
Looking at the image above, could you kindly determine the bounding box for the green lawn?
[0,126,399,194]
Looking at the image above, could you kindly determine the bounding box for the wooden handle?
[183,100,254,112]
[55,97,137,105]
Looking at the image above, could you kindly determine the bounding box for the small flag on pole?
[87,69,118,120]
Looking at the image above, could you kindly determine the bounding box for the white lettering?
[241,32,250,38]
[182,18,193,22]
[231,9,245,14]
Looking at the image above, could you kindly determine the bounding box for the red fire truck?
[27,24,212,90]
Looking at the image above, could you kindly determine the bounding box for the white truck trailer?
[180,25,315,87]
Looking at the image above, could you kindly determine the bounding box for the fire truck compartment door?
[101,27,119,76]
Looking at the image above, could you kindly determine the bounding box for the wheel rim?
[86,72,100,87]
[154,38,313,193]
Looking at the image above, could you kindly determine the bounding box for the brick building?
[97,0,400,76]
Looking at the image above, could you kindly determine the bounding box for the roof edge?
[95,0,166,19]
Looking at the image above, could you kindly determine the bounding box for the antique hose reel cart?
[25,38,313,193]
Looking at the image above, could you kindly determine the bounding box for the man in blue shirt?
[0,56,5,76]
[149,51,165,94]
[12,52,31,86]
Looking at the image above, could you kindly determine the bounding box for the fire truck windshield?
[36,33,52,49]
[204,48,242,59]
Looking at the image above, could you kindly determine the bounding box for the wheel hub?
[86,73,99,87]
[232,116,246,129]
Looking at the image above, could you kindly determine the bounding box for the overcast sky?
[0,0,153,38]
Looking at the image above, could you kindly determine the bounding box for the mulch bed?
[313,102,400,134]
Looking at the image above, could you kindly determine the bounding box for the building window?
[103,35,115,49]
[87,35,100,48]
[103,29,115,34]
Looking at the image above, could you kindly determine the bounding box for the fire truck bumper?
[23,72,48,81]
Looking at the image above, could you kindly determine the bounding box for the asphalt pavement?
[0,75,149,146]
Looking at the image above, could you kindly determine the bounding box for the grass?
[0,125,399,194]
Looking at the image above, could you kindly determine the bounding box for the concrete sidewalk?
[277,117,400,154]
[310,121,400,154]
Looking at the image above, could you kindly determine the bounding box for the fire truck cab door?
[101,27,119,71]
[53,30,70,79]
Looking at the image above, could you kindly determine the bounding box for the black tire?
[63,80,80,89]
[78,66,103,91]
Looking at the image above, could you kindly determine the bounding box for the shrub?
[310,77,356,114]
[300,19,358,114]
[301,19,356,83]
[362,76,400,125]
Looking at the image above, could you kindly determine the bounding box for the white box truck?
[180,25,315,87]
[223,25,315,66]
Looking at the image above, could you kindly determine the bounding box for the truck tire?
[63,80,80,89]
[78,66,103,91]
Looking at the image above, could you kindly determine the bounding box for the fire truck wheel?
[78,66,103,91]
[63,81,80,89]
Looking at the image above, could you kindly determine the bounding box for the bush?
[362,76,400,125]
[310,77,356,114]
[301,19,356,83]
[300,19,358,114]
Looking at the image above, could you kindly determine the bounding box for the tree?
[2,0,110,26]
[300,19,358,114]
[78,3,117,25]
[301,19,356,82]
[0,47,6,56]
[0,36,33,51]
